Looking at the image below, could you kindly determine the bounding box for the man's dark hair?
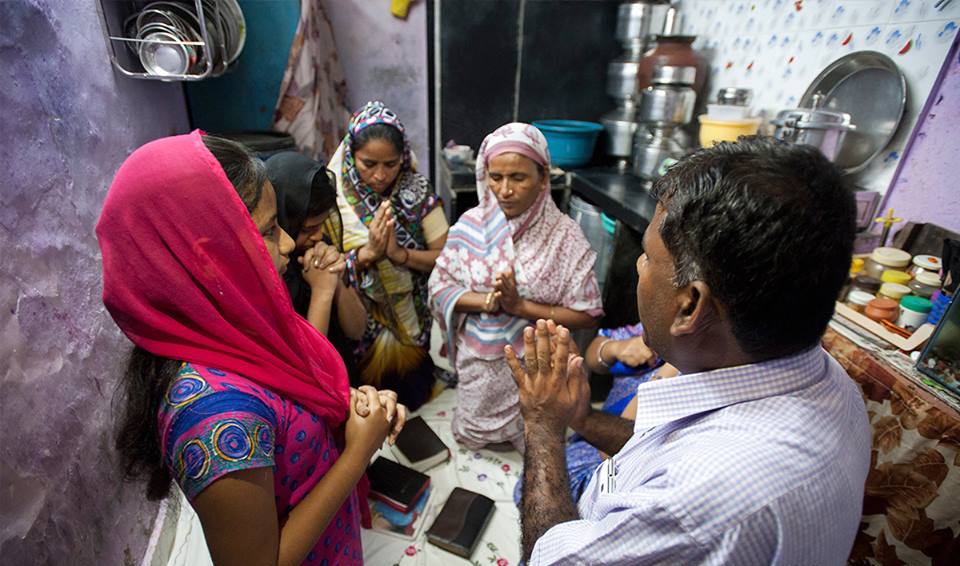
[651,136,856,359]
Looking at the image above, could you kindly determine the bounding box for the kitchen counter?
[568,168,658,234]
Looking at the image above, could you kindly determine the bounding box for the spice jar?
[846,291,875,313]
[878,282,911,302]
[909,271,941,299]
[863,247,911,280]
[880,269,912,286]
[865,298,899,322]
[909,254,941,277]
[898,296,933,332]
[849,275,881,297]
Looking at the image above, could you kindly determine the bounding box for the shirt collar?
[633,346,828,433]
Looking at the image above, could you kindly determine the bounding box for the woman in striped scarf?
[428,123,603,452]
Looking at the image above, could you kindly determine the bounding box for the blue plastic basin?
[532,120,604,168]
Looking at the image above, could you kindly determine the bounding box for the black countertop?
[569,168,658,234]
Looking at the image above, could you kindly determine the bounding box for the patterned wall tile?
[679,0,958,194]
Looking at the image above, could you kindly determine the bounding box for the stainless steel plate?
[800,51,906,174]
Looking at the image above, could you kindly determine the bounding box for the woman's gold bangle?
[549,305,556,320]
[484,291,495,312]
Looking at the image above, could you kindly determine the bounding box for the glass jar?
[865,297,899,322]
[850,275,882,296]
[846,290,875,313]
[880,269,912,286]
[878,282,911,302]
[863,247,911,280]
[909,254,941,277]
[909,271,941,299]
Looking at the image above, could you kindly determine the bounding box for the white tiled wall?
[679,0,960,194]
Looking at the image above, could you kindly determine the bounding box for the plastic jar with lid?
[878,282,910,302]
[864,297,899,322]
[846,291,875,313]
[909,254,941,277]
[898,296,933,331]
[850,275,881,296]
[880,269,912,285]
[863,247,911,280]
[909,271,941,299]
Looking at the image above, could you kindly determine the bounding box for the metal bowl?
[799,51,906,174]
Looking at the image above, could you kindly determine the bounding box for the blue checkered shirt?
[530,347,871,566]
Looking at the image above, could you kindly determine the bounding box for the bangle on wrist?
[483,290,495,312]
[549,305,556,320]
[597,338,613,369]
[400,247,410,266]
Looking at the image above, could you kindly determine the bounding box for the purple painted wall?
[0,0,189,564]
[883,35,960,234]
[326,0,430,166]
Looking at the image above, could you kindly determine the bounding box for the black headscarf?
[265,151,360,383]
[266,151,327,240]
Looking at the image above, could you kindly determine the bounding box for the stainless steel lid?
[799,51,906,174]
[651,65,696,85]
[716,87,752,106]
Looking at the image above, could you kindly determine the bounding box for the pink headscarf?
[476,122,554,252]
[97,131,349,425]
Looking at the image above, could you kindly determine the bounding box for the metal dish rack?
[96,0,226,81]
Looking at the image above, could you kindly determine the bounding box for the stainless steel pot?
[632,126,683,180]
[601,103,638,158]
[607,44,644,100]
[616,2,670,46]
[639,84,696,125]
[651,65,696,85]
[607,58,641,100]
[771,106,856,163]
[716,87,752,106]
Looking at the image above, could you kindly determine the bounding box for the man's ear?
[670,281,717,337]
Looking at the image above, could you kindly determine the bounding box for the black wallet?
[425,488,495,558]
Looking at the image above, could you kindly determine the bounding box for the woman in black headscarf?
[266,151,367,383]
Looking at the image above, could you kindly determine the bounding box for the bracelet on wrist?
[483,290,495,312]
[597,338,613,369]
[400,247,410,266]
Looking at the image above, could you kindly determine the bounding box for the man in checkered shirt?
[505,137,871,566]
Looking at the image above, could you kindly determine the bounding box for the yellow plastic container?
[880,269,912,285]
[698,115,762,147]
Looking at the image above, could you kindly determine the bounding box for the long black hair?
[113,135,266,500]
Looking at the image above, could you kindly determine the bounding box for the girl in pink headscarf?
[98,132,405,566]
[428,123,603,451]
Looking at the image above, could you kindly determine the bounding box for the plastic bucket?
[532,120,604,168]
